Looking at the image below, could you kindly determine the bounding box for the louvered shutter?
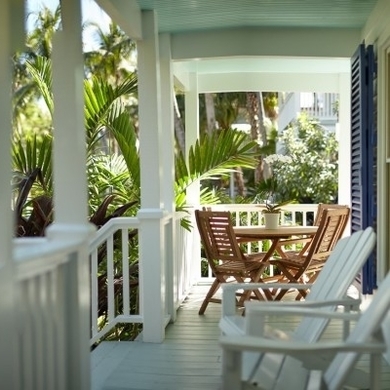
[350,43,377,293]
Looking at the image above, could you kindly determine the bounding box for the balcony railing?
[12,203,319,378]
[14,229,91,389]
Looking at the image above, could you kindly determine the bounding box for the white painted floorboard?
[91,285,222,390]
[91,285,390,390]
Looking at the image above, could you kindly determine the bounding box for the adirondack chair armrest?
[220,335,385,356]
[243,304,361,338]
[245,297,361,311]
[221,282,315,316]
[244,305,361,322]
[220,335,385,354]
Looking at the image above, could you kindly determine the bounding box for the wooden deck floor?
[91,285,390,390]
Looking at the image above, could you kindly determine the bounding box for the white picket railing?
[12,203,320,367]
[87,204,319,344]
[14,233,90,390]
[88,217,141,345]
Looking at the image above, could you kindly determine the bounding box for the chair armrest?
[220,335,385,356]
[221,282,314,316]
[244,305,361,321]
[245,297,361,311]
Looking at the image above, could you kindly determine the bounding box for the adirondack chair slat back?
[325,266,390,389]
[294,227,376,342]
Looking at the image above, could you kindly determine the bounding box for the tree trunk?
[247,92,269,183]
[205,93,216,135]
[173,93,185,155]
[234,168,246,197]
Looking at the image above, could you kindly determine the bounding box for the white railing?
[171,212,194,310]
[301,93,338,121]
[89,217,141,345]
[9,203,320,385]
[14,233,90,390]
[90,204,318,344]
[278,92,338,132]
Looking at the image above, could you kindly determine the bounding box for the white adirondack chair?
[219,227,376,387]
[220,262,390,390]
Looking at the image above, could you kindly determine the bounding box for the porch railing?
[14,233,90,390]
[88,217,141,345]
[10,203,319,387]
[87,203,319,344]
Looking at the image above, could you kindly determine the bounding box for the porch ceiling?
[97,0,378,91]
[135,0,376,34]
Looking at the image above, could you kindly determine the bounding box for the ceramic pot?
[264,212,280,229]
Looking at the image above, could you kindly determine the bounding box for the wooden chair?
[270,206,350,300]
[195,209,274,315]
[220,236,388,390]
[274,203,350,257]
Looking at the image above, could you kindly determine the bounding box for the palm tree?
[13,5,61,128]
[84,22,136,85]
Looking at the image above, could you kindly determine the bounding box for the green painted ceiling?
[135,0,378,34]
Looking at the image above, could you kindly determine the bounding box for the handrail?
[88,216,140,250]
[14,236,86,280]
[13,233,89,389]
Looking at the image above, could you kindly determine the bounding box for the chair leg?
[199,278,221,315]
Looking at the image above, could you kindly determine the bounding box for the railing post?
[46,223,95,389]
[0,1,21,387]
[138,209,167,342]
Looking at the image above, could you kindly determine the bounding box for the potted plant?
[254,154,293,228]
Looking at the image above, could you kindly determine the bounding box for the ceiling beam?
[171,27,361,60]
[95,0,142,39]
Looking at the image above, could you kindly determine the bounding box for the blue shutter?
[350,43,377,293]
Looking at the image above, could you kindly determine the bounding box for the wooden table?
[234,225,318,262]
[234,225,318,240]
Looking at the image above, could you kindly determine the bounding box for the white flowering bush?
[263,154,293,166]
[274,114,339,203]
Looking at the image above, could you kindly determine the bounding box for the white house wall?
[362,0,390,281]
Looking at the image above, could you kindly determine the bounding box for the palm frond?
[25,56,53,116]
[175,128,258,195]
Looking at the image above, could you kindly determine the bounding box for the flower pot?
[264,212,280,229]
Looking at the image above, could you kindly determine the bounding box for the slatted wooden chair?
[195,209,275,315]
[221,236,388,390]
[274,203,350,258]
[270,207,350,300]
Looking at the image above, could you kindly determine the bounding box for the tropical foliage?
[272,113,339,204]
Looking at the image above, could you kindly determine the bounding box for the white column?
[338,73,352,217]
[137,10,166,342]
[159,33,177,321]
[48,1,92,388]
[376,40,389,282]
[51,0,88,224]
[185,74,202,283]
[0,2,22,387]
[185,73,200,207]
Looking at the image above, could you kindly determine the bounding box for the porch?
[91,285,390,390]
[14,203,383,389]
